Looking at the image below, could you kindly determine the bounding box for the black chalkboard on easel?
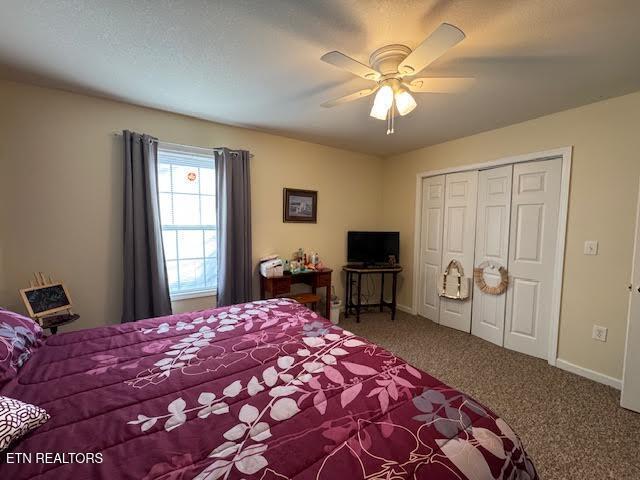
[20,273,73,318]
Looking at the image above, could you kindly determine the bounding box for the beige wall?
[382,91,640,380]
[171,295,217,314]
[0,80,383,332]
[2,77,638,381]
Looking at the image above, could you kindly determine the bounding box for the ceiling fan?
[320,23,472,134]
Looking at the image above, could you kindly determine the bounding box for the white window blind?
[158,145,216,298]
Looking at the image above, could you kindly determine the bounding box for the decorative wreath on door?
[473,261,509,295]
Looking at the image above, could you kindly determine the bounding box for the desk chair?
[288,292,321,312]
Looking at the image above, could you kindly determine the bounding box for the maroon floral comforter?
[0,299,536,479]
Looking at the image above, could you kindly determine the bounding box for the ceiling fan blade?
[320,51,381,81]
[406,77,474,93]
[321,87,378,108]
[398,23,465,76]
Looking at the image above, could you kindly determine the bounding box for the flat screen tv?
[347,231,399,265]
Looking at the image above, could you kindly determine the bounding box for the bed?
[0,299,537,479]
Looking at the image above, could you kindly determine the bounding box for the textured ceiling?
[1,0,640,155]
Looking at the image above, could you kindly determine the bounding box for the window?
[158,144,216,299]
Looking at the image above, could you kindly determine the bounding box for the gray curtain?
[122,130,172,322]
[215,148,252,306]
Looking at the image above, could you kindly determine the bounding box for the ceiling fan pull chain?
[392,103,395,134]
[386,106,391,135]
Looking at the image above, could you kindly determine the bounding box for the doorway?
[622,179,640,413]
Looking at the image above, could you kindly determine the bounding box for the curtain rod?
[111,132,253,157]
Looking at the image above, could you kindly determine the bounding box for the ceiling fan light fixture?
[369,85,394,120]
[320,22,467,133]
[369,103,388,120]
[395,90,417,116]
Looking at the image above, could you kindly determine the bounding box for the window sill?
[170,289,217,301]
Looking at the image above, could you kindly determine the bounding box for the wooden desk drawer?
[271,277,291,296]
[315,272,331,288]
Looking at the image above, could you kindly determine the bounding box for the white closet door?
[440,170,478,332]
[504,158,562,359]
[471,165,513,345]
[419,175,445,322]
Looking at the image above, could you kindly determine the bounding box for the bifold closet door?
[504,158,562,359]
[439,170,478,332]
[418,175,445,322]
[471,165,513,346]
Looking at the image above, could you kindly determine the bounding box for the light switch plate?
[592,325,607,342]
[584,240,598,255]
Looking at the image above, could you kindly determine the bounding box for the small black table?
[39,313,80,334]
[343,265,402,322]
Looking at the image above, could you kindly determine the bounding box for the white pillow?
[0,395,49,451]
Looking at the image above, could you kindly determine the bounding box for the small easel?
[20,272,79,334]
[28,272,52,289]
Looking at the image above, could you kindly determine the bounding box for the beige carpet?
[338,310,640,480]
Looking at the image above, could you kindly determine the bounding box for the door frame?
[411,146,573,366]
[621,177,640,410]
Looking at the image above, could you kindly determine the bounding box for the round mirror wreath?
[473,261,509,295]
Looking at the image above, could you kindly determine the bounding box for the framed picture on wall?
[283,188,317,223]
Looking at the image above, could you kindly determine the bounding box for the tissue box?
[260,259,283,278]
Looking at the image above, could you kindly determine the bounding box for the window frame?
[157,142,217,300]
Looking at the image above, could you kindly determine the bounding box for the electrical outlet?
[592,325,607,342]
[584,240,599,255]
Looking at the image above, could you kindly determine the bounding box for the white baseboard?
[339,303,415,315]
[555,358,622,390]
[396,303,415,315]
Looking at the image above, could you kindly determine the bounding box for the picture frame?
[283,188,317,223]
[19,282,73,318]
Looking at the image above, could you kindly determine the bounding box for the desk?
[260,269,332,319]
[343,265,403,323]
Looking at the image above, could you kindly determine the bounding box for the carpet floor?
[338,310,640,480]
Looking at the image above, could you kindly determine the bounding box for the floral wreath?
[473,261,509,295]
